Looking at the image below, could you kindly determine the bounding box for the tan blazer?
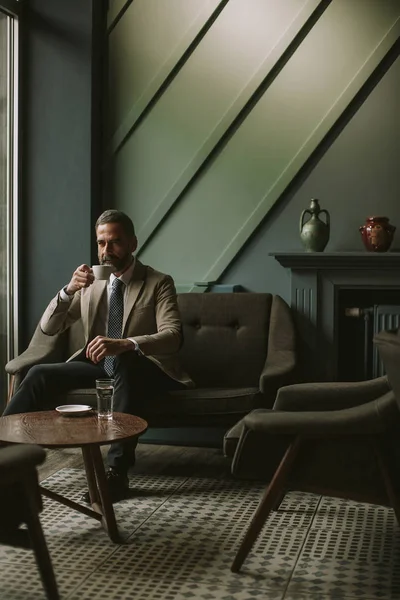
[40,260,194,387]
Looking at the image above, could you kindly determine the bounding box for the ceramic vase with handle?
[359,216,396,252]
[300,199,330,252]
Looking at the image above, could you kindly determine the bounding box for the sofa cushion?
[177,293,272,388]
[65,386,260,419]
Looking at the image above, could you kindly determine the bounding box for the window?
[0,1,19,407]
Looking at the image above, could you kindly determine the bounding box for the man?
[3,210,194,501]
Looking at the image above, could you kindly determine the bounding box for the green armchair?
[0,444,59,599]
[226,339,400,573]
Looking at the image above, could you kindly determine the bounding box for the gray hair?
[95,210,136,237]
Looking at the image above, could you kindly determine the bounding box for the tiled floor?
[0,445,399,599]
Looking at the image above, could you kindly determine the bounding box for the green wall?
[223,53,400,301]
[107,0,400,297]
[17,0,400,443]
[21,0,400,338]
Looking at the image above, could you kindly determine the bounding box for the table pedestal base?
[40,444,121,543]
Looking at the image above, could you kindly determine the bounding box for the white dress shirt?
[59,258,141,353]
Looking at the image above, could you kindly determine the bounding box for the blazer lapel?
[85,280,108,340]
[123,260,146,333]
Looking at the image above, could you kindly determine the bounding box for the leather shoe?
[81,468,129,504]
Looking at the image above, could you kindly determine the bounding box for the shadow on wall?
[27,5,91,51]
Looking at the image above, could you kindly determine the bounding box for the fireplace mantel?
[271,251,400,381]
[271,251,400,270]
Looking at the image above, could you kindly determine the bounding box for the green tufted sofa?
[5,293,297,430]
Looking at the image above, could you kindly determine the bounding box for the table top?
[0,411,148,448]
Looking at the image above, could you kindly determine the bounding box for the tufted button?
[230,321,240,330]
[193,322,201,330]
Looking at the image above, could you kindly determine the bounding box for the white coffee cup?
[91,265,115,280]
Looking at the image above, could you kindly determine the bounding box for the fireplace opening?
[338,289,400,381]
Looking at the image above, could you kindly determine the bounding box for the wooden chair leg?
[373,437,400,525]
[24,492,60,600]
[272,492,286,511]
[82,446,100,505]
[231,437,301,573]
[7,375,15,405]
[90,446,121,543]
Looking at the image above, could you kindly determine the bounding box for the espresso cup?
[91,265,115,280]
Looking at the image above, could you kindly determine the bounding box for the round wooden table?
[0,411,148,543]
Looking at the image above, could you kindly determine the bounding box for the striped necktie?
[104,278,124,376]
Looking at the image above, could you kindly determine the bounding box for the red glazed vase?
[359,216,396,252]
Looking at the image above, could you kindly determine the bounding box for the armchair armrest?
[0,445,46,482]
[243,390,397,436]
[273,375,390,412]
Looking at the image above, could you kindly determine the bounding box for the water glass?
[95,379,115,420]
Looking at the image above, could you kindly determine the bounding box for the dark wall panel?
[23,0,93,342]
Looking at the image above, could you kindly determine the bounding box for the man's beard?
[101,254,132,272]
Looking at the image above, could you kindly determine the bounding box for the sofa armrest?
[259,350,297,396]
[5,346,62,375]
[5,322,67,376]
[273,375,390,412]
[6,346,65,376]
[258,295,297,402]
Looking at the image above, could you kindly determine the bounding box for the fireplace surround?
[272,252,400,381]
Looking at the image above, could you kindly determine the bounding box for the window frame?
[0,1,21,18]
[1,0,20,400]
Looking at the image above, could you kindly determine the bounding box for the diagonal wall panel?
[108,0,223,144]
[113,0,321,241]
[137,0,400,283]
[107,0,129,28]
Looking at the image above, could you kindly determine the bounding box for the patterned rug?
[0,468,399,599]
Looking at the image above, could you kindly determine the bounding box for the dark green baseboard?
[139,427,226,448]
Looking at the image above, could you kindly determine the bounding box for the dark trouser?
[3,353,184,473]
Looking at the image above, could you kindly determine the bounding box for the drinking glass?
[95,379,115,420]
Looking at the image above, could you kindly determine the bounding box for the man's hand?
[65,264,94,295]
[86,336,133,364]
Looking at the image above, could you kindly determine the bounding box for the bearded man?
[3,210,193,501]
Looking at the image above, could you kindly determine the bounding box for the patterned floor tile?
[41,467,187,509]
[40,468,188,539]
[131,479,319,549]
[313,496,397,534]
[67,573,285,600]
[287,556,400,599]
[284,594,380,600]
[0,565,89,600]
[96,529,301,592]
[300,527,400,564]
[2,467,399,600]
[180,479,318,519]
[123,505,310,555]
[0,501,119,571]
[0,468,188,572]
[286,508,400,600]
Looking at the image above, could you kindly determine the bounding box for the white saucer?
[55,405,93,416]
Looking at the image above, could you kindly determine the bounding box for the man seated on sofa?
[3,209,194,502]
